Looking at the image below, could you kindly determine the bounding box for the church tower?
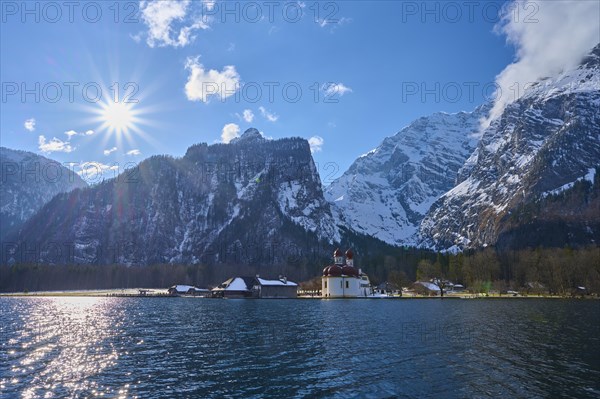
[322,248,369,298]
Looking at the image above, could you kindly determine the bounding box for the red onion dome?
[322,266,330,276]
[333,248,343,257]
[342,265,359,277]
[345,249,354,259]
[328,264,343,277]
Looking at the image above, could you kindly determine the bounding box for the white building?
[254,277,298,298]
[322,248,372,298]
[212,276,298,298]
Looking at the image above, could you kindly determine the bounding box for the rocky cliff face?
[0,147,87,240]
[419,43,600,250]
[4,129,339,266]
[325,104,490,246]
[4,42,599,264]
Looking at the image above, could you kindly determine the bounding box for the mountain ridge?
[3,131,341,268]
[0,147,87,241]
[418,43,600,250]
[325,103,492,246]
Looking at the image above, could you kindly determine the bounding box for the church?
[322,248,372,298]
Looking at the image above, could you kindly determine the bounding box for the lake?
[1,297,599,398]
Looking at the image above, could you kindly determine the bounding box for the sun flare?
[84,84,157,152]
[99,101,136,136]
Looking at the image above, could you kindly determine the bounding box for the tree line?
[1,246,598,295]
[373,246,600,296]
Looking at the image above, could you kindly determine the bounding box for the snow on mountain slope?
[325,104,490,246]
[6,129,339,265]
[419,43,600,250]
[0,147,87,240]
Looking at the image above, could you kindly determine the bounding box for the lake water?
[1,297,599,398]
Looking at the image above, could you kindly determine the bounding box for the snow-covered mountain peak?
[419,43,600,250]
[325,103,491,246]
[520,42,599,103]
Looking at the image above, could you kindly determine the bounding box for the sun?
[99,101,136,136]
[82,79,158,151]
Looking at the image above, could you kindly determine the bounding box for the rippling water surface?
[1,297,599,398]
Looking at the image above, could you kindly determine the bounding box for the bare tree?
[417,259,448,297]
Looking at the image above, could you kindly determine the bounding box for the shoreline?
[0,289,596,300]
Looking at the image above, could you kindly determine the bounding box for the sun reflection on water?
[2,297,130,399]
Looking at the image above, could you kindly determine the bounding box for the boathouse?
[254,277,298,298]
[212,276,298,298]
[211,277,255,298]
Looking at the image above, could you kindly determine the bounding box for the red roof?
[328,264,343,277]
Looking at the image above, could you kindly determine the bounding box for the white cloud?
[221,123,240,143]
[308,136,324,153]
[259,106,278,122]
[139,0,208,48]
[184,56,241,103]
[259,131,273,140]
[24,118,36,132]
[202,0,216,11]
[130,32,143,43]
[78,162,120,182]
[322,83,353,97]
[65,130,78,139]
[126,149,141,156]
[79,161,119,173]
[38,135,74,153]
[104,147,117,156]
[242,109,254,122]
[64,129,95,140]
[482,0,600,128]
[176,21,208,47]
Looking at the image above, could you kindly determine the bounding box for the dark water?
[1,297,599,399]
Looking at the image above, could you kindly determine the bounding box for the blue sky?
[0,1,534,184]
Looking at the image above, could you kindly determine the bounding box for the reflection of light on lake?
[6,297,129,399]
[3,298,600,398]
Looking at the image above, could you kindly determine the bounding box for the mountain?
[4,129,340,269]
[0,147,87,240]
[324,104,491,246]
[419,43,600,250]
[493,168,599,250]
